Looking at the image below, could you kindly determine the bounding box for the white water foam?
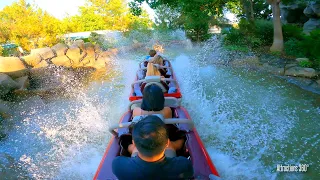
[171,54,302,179]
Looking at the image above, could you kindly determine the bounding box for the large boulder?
[66,45,86,67]
[84,42,95,56]
[51,43,68,57]
[81,56,96,67]
[31,47,55,60]
[72,40,85,51]
[93,57,107,69]
[304,3,315,18]
[281,2,308,24]
[22,54,42,67]
[94,44,102,55]
[296,58,310,62]
[0,73,19,96]
[303,18,320,34]
[304,1,320,17]
[51,55,72,67]
[0,57,26,73]
[14,76,29,90]
[285,67,317,78]
[0,100,12,119]
[33,60,48,68]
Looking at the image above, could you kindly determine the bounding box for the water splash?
[171,50,319,179]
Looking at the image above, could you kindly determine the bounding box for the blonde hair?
[146,63,161,76]
[149,55,164,66]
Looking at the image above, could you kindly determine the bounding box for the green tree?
[0,0,63,51]
[65,0,152,32]
[131,0,227,41]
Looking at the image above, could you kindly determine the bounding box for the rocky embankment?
[205,37,320,94]
[0,40,121,138]
[281,0,320,34]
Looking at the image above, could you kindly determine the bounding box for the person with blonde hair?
[141,63,169,93]
[149,55,164,65]
[146,62,161,77]
[149,55,168,77]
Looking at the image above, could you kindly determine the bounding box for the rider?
[146,49,157,61]
[112,115,194,179]
[149,55,168,77]
[134,84,171,118]
[140,63,169,93]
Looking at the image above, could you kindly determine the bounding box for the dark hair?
[132,115,168,157]
[149,50,157,57]
[141,84,165,111]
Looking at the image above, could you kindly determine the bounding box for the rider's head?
[141,84,164,111]
[150,55,164,66]
[146,63,161,76]
[132,115,169,157]
[149,50,157,57]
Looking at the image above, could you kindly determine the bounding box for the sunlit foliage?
[0,0,63,51]
[0,0,153,52]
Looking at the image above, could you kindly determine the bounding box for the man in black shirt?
[112,115,194,179]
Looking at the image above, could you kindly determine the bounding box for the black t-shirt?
[112,155,194,180]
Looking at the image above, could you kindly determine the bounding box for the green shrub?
[254,20,273,45]
[282,24,303,41]
[224,45,249,52]
[298,60,313,68]
[247,36,263,48]
[301,29,320,60]
[284,38,305,57]
[0,46,3,56]
[239,19,255,34]
[223,28,245,45]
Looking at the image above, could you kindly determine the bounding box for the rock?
[304,1,320,17]
[81,56,95,67]
[304,4,315,18]
[14,76,29,90]
[262,63,285,75]
[93,57,107,69]
[94,44,102,54]
[303,18,320,34]
[84,42,95,56]
[33,60,49,68]
[51,55,72,67]
[311,1,320,17]
[317,79,320,85]
[285,67,316,78]
[0,100,12,119]
[66,45,86,67]
[0,57,27,73]
[285,63,298,70]
[72,40,85,51]
[31,47,55,60]
[22,54,42,67]
[52,43,68,56]
[281,2,308,24]
[0,73,20,96]
[296,58,310,62]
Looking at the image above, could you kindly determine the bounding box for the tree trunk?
[241,0,254,21]
[249,0,254,21]
[269,0,283,52]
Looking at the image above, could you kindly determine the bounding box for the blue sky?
[0,0,86,19]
